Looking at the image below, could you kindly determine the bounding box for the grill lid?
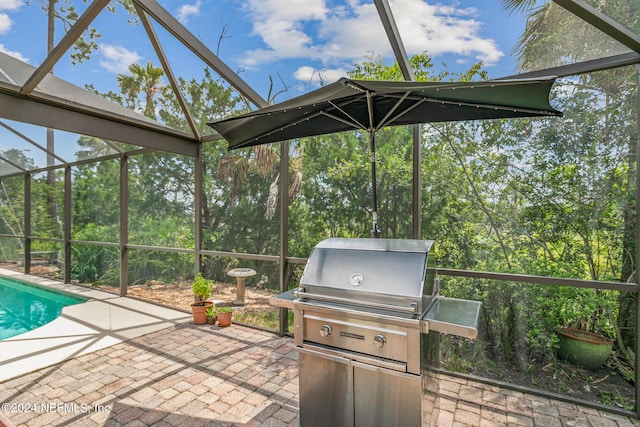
[300,238,435,304]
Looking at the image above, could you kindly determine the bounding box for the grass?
[233,310,289,330]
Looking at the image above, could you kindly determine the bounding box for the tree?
[0,150,31,245]
[502,0,639,372]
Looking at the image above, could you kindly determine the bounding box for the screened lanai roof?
[0,0,639,178]
[0,50,196,155]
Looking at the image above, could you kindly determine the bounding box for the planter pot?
[555,327,613,370]
[191,301,214,324]
[217,311,233,327]
[207,316,217,325]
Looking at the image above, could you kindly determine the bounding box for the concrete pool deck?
[0,269,191,382]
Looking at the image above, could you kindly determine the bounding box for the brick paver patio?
[1,323,639,426]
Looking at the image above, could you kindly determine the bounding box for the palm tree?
[502,0,634,71]
[117,62,166,119]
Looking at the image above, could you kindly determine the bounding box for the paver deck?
[0,269,192,383]
[1,321,639,427]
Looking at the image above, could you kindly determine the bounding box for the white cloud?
[99,44,142,74]
[294,65,348,86]
[0,0,22,11]
[240,0,330,66]
[0,12,11,34]
[0,1,21,35]
[390,0,503,65]
[177,0,201,25]
[238,0,503,80]
[0,43,27,62]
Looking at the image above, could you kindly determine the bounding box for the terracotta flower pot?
[217,310,233,327]
[555,327,613,370]
[191,301,213,324]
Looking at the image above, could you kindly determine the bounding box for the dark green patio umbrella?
[208,77,562,237]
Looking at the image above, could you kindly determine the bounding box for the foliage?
[192,272,212,303]
[205,305,216,319]
[70,243,119,285]
[0,172,25,243]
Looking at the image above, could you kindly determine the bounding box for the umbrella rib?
[375,91,412,130]
[377,97,429,129]
[326,99,368,130]
[367,92,374,131]
[320,111,364,130]
[371,93,559,134]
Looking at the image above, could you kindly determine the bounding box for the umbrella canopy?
[208,77,562,236]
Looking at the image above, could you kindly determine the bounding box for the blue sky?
[0,0,530,104]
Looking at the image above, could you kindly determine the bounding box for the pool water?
[0,277,87,340]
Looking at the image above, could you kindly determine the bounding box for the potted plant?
[216,306,233,327]
[549,287,614,370]
[554,327,613,370]
[191,273,213,324]
[205,305,217,325]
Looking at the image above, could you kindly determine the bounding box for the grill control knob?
[319,325,332,337]
[373,334,386,348]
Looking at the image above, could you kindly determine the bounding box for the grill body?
[271,238,480,427]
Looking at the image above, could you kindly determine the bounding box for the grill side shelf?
[421,297,481,339]
[269,288,297,310]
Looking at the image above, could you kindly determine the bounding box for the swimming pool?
[0,277,87,340]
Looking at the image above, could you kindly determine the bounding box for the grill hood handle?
[293,288,418,314]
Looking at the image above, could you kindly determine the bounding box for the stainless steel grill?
[271,237,481,427]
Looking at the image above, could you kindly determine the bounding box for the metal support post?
[120,155,129,296]
[64,165,71,283]
[194,144,203,275]
[279,140,290,336]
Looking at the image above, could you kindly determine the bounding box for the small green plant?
[205,305,216,319]
[217,306,232,313]
[192,273,212,305]
[600,392,613,405]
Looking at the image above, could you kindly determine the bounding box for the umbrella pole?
[370,131,381,238]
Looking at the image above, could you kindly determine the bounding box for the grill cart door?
[298,348,354,426]
[353,361,421,427]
